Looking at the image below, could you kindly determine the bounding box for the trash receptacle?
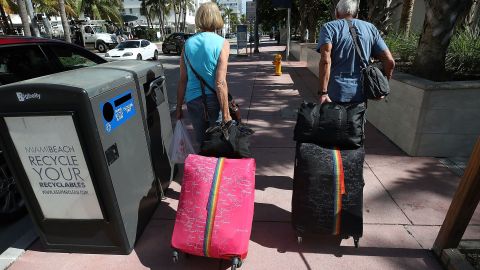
[92,60,175,192]
[0,66,158,254]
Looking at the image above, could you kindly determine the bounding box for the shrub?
[446,29,480,74]
[384,33,419,62]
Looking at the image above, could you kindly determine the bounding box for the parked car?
[104,39,159,60]
[0,36,107,221]
[162,32,193,55]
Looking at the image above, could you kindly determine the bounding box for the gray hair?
[336,0,359,16]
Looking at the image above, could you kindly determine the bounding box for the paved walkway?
[7,45,480,270]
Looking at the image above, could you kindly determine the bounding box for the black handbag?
[347,19,390,99]
[184,51,241,122]
[200,121,254,158]
[293,102,366,149]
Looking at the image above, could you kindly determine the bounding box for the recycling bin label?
[5,115,104,220]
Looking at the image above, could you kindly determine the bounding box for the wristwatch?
[318,90,328,96]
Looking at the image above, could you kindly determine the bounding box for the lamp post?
[254,0,259,53]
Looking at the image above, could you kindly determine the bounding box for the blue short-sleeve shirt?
[317,19,388,102]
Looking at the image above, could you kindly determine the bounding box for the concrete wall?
[291,42,319,75]
[368,72,480,157]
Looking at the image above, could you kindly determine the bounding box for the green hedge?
[385,30,480,75]
[384,33,419,62]
[446,29,480,74]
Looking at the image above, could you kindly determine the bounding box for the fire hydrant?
[273,54,282,76]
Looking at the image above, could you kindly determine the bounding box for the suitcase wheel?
[231,257,242,270]
[172,250,179,263]
[297,236,303,244]
[354,237,360,248]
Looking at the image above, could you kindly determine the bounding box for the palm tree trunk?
[17,0,31,36]
[412,0,474,80]
[58,0,72,43]
[464,0,479,30]
[399,0,415,37]
[174,1,178,32]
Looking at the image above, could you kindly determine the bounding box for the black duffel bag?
[200,121,254,158]
[293,102,366,149]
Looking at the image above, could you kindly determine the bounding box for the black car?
[0,36,107,221]
[162,32,193,55]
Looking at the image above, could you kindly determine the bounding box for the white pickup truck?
[80,24,118,53]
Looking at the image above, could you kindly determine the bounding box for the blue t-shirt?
[317,19,388,102]
[184,32,225,103]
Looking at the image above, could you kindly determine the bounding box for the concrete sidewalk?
[7,45,480,270]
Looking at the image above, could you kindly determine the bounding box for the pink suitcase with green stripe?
[171,154,255,269]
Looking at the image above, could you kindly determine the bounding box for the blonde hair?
[195,2,224,31]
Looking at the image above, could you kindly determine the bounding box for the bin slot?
[114,93,132,107]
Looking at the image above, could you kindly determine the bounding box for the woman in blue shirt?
[176,2,232,145]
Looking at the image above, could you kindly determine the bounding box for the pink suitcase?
[171,154,256,269]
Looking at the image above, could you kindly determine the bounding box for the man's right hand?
[320,94,332,104]
[176,106,183,120]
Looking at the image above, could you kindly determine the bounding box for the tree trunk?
[367,0,402,35]
[464,0,479,31]
[174,2,178,32]
[58,0,72,43]
[399,0,415,36]
[412,0,474,80]
[17,0,31,36]
[182,0,187,32]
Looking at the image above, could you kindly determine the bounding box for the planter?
[367,72,480,157]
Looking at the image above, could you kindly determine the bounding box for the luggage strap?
[332,148,345,235]
[203,157,225,257]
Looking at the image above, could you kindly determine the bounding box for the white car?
[105,39,158,60]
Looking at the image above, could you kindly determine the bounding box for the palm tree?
[223,8,233,34]
[17,0,31,36]
[412,0,475,80]
[58,0,71,42]
[399,0,415,37]
[76,0,123,24]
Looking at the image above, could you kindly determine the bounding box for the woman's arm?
[176,49,187,119]
[215,40,232,122]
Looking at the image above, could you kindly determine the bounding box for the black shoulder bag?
[184,52,241,122]
[347,20,390,99]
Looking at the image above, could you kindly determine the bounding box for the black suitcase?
[292,142,365,247]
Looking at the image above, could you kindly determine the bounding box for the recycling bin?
[92,61,175,191]
[0,66,159,254]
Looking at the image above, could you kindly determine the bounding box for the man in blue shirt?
[317,0,395,104]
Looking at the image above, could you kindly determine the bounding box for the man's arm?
[319,43,332,104]
[375,49,395,80]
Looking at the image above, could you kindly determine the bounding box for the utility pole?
[25,0,40,37]
[286,7,290,60]
[254,0,259,53]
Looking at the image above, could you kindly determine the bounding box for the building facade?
[122,0,211,35]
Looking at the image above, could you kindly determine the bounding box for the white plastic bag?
[168,120,195,164]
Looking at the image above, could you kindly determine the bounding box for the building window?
[129,8,133,14]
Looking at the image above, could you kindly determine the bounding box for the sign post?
[237,24,248,56]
